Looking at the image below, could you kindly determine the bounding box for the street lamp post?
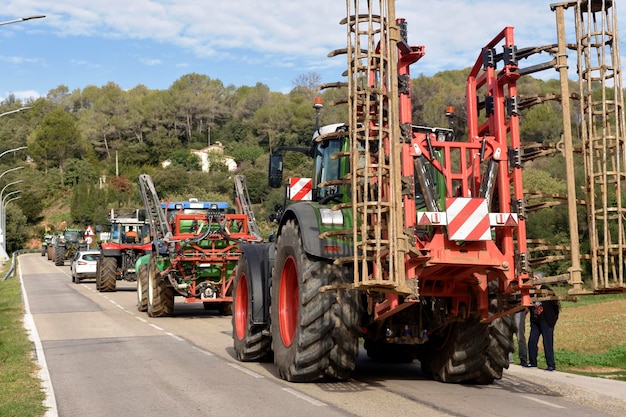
[0,146,27,159]
[0,165,25,261]
[0,166,23,181]
[0,108,31,118]
[0,189,21,259]
[0,15,45,27]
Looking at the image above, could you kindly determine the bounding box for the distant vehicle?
[70,250,100,283]
[41,233,54,256]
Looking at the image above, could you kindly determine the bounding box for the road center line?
[191,346,214,356]
[166,332,184,341]
[520,395,566,409]
[281,388,327,407]
[226,363,265,379]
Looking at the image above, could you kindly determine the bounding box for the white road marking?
[520,395,566,409]
[282,388,327,407]
[166,332,184,341]
[149,323,164,331]
[227,363,265,379]
[191,346,214,356]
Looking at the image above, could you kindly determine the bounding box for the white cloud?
[2,89,41,101]
[2,0,625,94]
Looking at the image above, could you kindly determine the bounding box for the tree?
[169,149,201,171]
[5,203,28,254]
[28,107,84,184]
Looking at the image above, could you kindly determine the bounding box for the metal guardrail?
[2,248,39,281]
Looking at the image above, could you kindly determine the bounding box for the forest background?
[0,69,590,282]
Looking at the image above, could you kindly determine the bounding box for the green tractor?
[41,233,54,256]
[52,228,88,266]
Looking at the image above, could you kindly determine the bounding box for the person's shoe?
[520,360,528,367]
[524,363,537,368]
[545,366,556,371]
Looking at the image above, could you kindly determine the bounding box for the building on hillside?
[161,142,237,172]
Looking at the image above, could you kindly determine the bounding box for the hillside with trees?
[0,69,587,278]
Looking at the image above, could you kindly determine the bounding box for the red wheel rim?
[234,273,249,340]
[278,256,298,347]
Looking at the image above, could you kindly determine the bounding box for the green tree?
[169,149,201,171]
[28,107,84,184]
[5,203,28,254]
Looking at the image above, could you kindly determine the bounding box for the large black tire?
[147,254,174,317]
[98,257,118,292]
[95,257,102,290]
[476,315,515,384]
[47,246,53,260]
[419,317,491,383]
[475,281,516,383]
[54,246,65,266]
[232,254,271,362]
[136,263,148,312]
[41,245,46,256]
[270,220,360,382]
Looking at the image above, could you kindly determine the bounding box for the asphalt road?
[18,253,626,417]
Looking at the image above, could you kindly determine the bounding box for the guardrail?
[2,248,40,281]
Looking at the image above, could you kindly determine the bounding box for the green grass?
[0,266,47,417]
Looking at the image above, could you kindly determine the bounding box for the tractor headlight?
[319,208,344,226]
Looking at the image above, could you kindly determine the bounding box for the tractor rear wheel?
[270,220,360,382]
[54,246,65,266]
[475,315,515,383]
[474,283,516,383]
[99,257,117,292]
[232,254,271,362]
[136,263,148,312]
[147,255,174,317]
[419,317,491,383]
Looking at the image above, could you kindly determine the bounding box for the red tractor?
[96,209,151,292]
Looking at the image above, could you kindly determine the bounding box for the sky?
[1,0,625,102]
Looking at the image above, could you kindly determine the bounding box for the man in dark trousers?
[526,284,560,371]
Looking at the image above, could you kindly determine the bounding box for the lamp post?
[0,189,21,260]
[0,108,31,119]
[0,146,27,159]
[0,15,45,27]
[0,166,25,260]
[0,165,23,181]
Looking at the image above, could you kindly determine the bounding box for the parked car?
[70,250,100,283]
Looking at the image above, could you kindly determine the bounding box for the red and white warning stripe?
[289,178,312,201]
[446,197,490,241]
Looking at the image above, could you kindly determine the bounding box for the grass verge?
[0,266,47,417]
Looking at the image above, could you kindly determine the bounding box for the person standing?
[515,309,528,366]
[526,284,560,371]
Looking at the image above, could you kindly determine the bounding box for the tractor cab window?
[111,224,123,243]
[313,139,343,199]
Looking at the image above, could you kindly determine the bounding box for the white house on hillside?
[161,142,237,172]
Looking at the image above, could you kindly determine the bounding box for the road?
[18,253,626,417]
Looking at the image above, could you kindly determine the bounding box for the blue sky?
[1,1,624,102]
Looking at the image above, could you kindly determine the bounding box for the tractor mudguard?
[281,203,352,259]
[135,254,150,271]
[238,243,274,325]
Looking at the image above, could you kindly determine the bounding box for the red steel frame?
[387,25,531,320]
[161,213,258,305]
